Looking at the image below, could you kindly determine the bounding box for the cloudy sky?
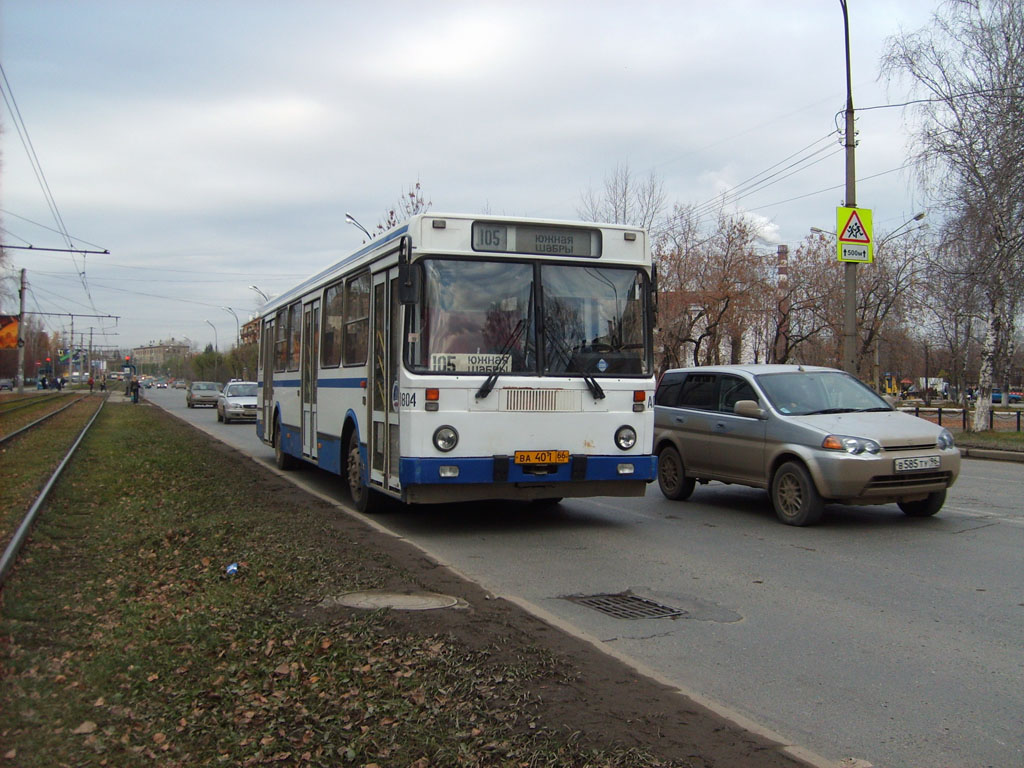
[2,0,940,354]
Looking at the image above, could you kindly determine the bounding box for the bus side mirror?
[398,236,418,304]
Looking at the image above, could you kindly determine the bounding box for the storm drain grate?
[565,593,687,620]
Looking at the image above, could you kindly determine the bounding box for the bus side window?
[322,281,344,367]
[287,302,301,371]
[344,272,370,366]
[274,309,288,372]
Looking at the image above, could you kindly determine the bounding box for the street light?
[222,306,240,348]
[344,212,372,240]
[205,319,218,353]
[248,285,270,302]
[878,212,926,246]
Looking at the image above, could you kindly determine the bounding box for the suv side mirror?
[734,399,767,419]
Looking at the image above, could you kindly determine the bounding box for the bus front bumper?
[398,454,657,503]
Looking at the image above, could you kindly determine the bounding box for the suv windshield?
[408,258,649,377]
[755,370,891,415]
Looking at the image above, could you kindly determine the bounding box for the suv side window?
[678,373,718,410]
[719,375,757,413]
[655,372,686,406]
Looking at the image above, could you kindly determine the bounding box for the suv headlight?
[822,434,881,455]
[937,428,955,450]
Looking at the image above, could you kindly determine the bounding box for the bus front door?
[369,269,401,494]
[301,300,319,459]
[260,319,275,440]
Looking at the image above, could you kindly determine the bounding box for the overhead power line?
[0,62,97,308]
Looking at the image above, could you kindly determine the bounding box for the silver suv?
[654,364,961,525]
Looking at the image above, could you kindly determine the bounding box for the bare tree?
[882,0,1024,430]
[375,179,432,235]
[578,163,666,230]
[921,219,985,405]
[654,208,766,371]
[764,235,839,365]
[856,228,927,382]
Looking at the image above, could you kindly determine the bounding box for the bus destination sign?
[472,222,600,258]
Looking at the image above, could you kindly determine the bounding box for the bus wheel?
[274,416,297,470]
[346,430,377,513]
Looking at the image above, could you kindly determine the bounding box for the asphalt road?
[145,387,1024,768]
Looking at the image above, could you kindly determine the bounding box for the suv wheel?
[770,461,823,526]
[657,445,696,501]
[898,490,945,517]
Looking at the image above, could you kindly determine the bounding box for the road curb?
[959,446,1024,463]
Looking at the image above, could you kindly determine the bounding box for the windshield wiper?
[543,329,606,400]
[805,407,857,415]
[475,320,525,400]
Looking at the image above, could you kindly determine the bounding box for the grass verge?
[954,429,1024,452]
[1,404,689,767]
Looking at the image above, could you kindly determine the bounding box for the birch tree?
[882,0,1024,430]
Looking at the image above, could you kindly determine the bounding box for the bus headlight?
[433,425,458,452]
[614,425,637,451]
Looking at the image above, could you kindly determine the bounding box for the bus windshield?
[409,259,649,376]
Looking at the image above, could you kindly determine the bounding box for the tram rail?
[0,391,66,416]
[0,393,89,446]
[0,394,107,589]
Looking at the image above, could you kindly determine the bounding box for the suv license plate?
[894,456,940,472]
[514,450,570,465]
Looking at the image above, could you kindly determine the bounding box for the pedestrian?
[130,376,141,404]
[99,376,106,392]
[88,375,94,393]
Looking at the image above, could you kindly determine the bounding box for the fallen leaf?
[72,721,97,735]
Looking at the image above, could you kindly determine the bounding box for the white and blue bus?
[257,213,657,511]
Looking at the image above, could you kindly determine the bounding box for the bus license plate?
[894,455,940,472]
[514,450,570,465]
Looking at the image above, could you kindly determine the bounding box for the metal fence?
[900,407,1022,432]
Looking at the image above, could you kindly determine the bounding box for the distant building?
[132,338,191,367]
[241,317,260,346]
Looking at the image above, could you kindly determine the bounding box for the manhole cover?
[321,590,460,611]
[565,593,686,620]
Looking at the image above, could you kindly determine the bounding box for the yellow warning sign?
[836,207,873,263]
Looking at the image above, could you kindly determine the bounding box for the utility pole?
[17,269,26,394]
[774,245,789,363]
[840,0,858,376]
